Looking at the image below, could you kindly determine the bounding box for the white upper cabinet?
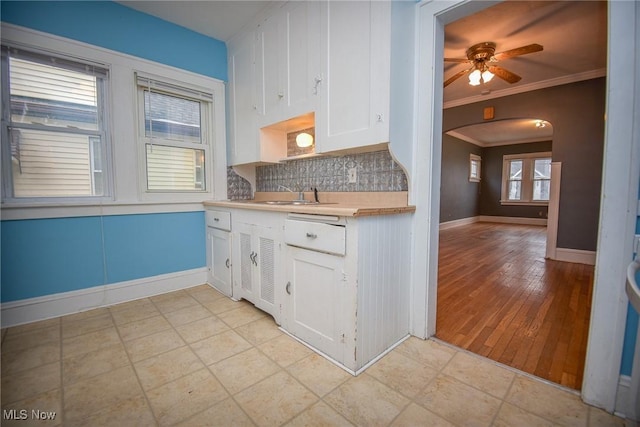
[228,30,260,165]
[256,1,321,127]
[281,1,322,120]
[227,0,391,165]
[316,0,391,153]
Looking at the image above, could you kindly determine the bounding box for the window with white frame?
[136,75,212,193]
[469,153,481,182]
[1,46,110,200]
[501,152,552,204]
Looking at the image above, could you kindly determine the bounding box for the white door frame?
[411,0,640,413]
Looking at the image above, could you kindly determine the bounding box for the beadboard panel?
[355,212,412,367]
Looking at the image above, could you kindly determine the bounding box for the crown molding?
[443,68,607,109]
[446,129,551,147]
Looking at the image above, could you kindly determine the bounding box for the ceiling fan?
[444,42,543,88]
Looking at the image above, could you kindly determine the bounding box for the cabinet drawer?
[284,219,346,256]
[206,210,231,231]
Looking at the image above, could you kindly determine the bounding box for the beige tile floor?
[0,284,634,427]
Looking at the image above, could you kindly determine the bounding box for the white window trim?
[500,151,552,206]
[0,23,228,219]
[469,153,481,182]
[1,46,114,204]
[135,72,214,198]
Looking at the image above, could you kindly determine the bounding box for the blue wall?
[0,1,227,81]
[1,212,206,302]
[0,2,220,303]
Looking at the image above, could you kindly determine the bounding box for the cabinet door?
[286,246,345,362]
[228,31,260,165]
[253,226,281,322]
[233,222,257,302]
[257,2,321,127]
[317,0,391,153]
[282,0,321,118]
[206,227,232,297]
[232,222,282,324]
[255,13,280,124]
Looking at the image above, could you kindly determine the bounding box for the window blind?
[7,46,108,79]
[136,74,213,102]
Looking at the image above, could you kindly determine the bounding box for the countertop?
[204,191,415,217]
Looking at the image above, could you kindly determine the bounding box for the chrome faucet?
[278,184,304,201]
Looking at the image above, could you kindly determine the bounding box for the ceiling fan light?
[468,69,482,86]
[482,69,494,83]
[296,132,314,148]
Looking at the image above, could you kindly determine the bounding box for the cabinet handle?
[286,281,291,295]
[313,76,322,95]
[225,258,230,268]
[214,217,220,222]
[306,232,318,239]
[278,92,284,99]
[249,252,255,264]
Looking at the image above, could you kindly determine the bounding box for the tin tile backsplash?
[256,149,408,193]
[227,149,408,200]
[227,167,252,200]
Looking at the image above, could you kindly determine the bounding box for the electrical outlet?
[348,167,357,183]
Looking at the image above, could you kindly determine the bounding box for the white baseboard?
[614,375,637,420]
[1,267,208,328]
[553,248,597,266]
[478,215,548,226]
[439,216,480,230]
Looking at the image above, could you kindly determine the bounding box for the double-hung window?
[1,46,110,200]
[501,152,552,204]
[469,154,481,182]
[136,75,212,193]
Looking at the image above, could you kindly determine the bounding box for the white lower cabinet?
[206,227,232,297]
[233,221,283,324]
[206,209,232,297]
[285,246,347,364]
[210,207,412,374]
[282,213,413,374]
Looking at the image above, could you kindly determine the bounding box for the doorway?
[411,0,639,412]
[434,114,593,389]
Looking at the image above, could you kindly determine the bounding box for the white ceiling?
[446,118,553,147]
[117,1,274,42]
[443,1,607,107]
[117,0,607,144]
[443,1,606,143]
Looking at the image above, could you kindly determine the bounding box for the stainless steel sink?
[262,200,319,205]
[252,200,335,206]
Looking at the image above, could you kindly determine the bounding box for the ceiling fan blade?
[493,44,543,61]
[488,66,522,84]
[444,57,471,63]
[444,67,472,87]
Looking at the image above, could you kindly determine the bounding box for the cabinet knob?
[376,113,384,122]
[278,92,284,99]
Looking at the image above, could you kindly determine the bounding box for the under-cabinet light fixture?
[296,132,314,148]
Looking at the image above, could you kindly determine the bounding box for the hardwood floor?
[435,222,593,390]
